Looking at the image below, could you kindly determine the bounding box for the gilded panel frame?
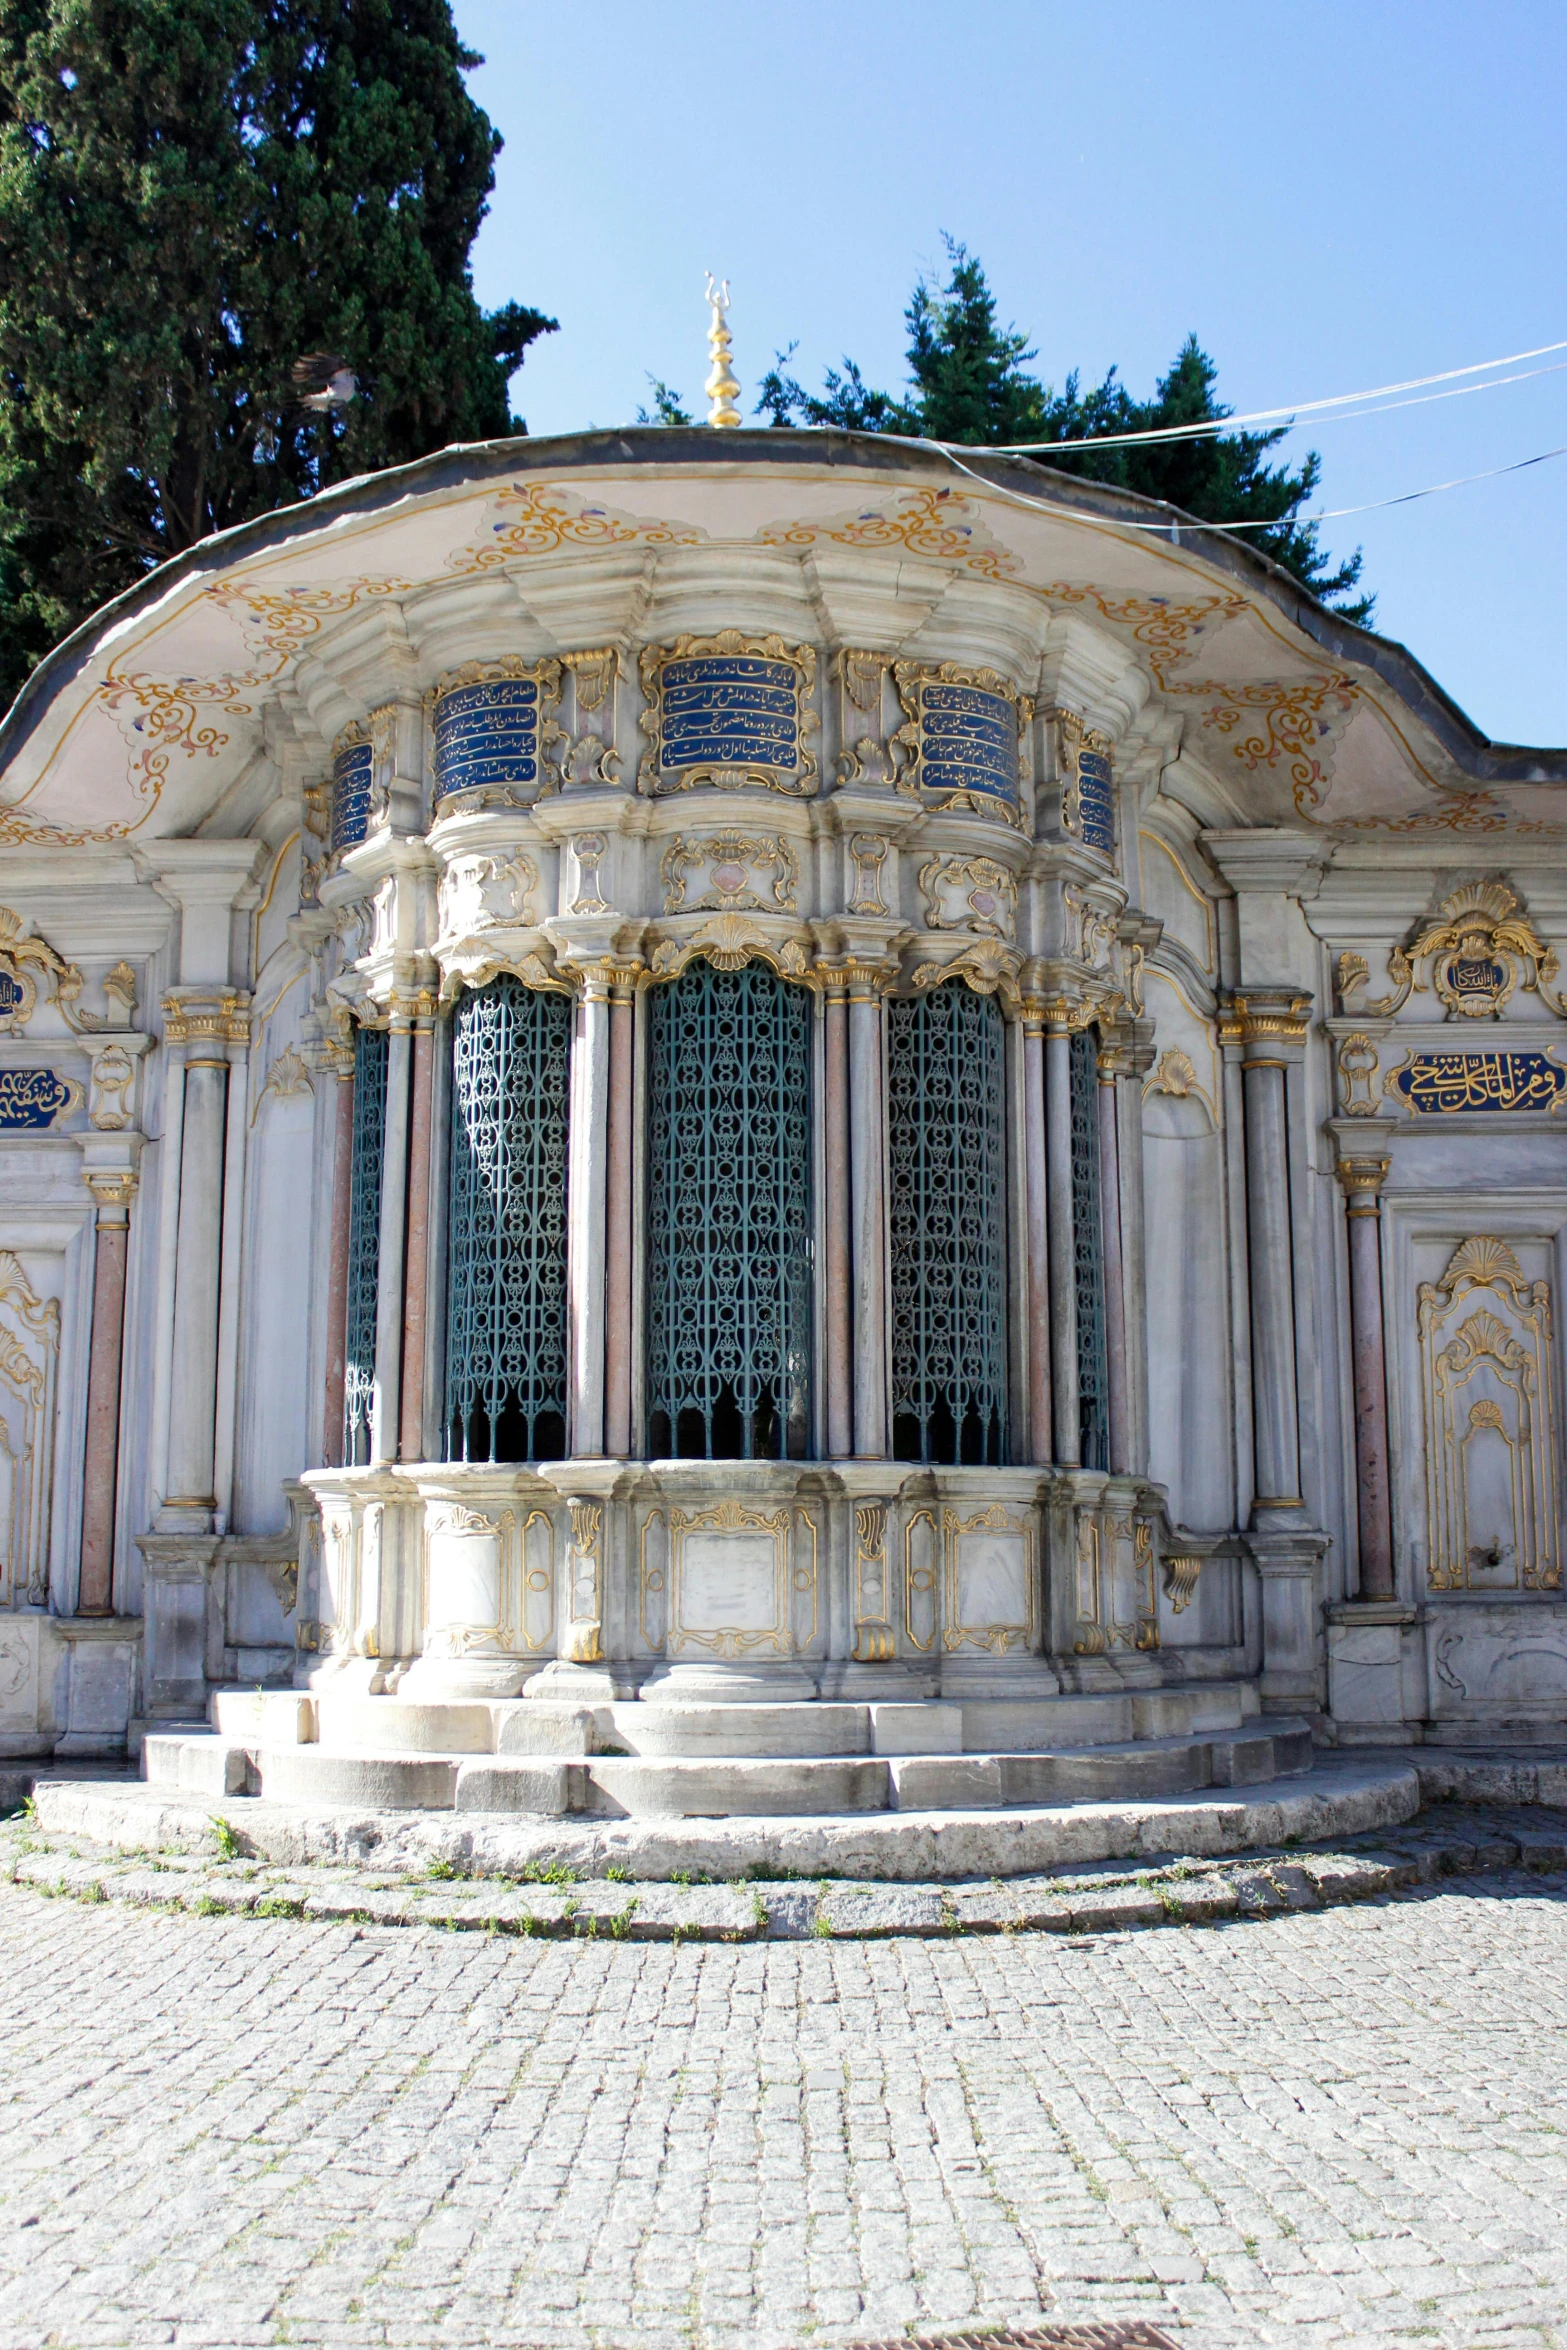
[638,632,819,799]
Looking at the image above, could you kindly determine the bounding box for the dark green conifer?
[0,0,554,699]
[758,237,1371,622]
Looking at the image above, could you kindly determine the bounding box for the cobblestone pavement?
[2,1866,1567,2350]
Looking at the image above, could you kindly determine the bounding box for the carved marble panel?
[0,1252,59,1610]
[666,1498,818,1658]
[1418,1237,1559,1591]
[661,832,799,915]
[942,1501,1035,1654]
[918,855,1016,938]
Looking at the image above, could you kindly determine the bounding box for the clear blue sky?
[452,0,1567,748]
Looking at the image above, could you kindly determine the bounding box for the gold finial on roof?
[704,273,741,428]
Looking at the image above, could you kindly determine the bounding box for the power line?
[954,358,1567,456]
[970,336,1567,455]
[936,437,1567,536]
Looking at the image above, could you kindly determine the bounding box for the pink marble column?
[1098,1047,1131,1475]
[321,1056,355,1467]
[78,1172,136,1616]
[1022,1007,1051,1465]
[822,977,852,1458]
[398,1021,435,1462]
[603,977,636,1458]
[848,971,888,1458]
[1339,1155,1395,1599]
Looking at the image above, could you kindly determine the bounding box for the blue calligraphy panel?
[1392,1051,1567,1116]
[1075,748,1115,856]
[0,971,24,1018]
[331,738,374,853]
[0,1069,75,1129]
[434,679,540,802]
[919,682,1018,804]
[659,656,798,775]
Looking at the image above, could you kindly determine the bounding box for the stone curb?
[4,1803,1565,1944]
[22,1756,1423,1881]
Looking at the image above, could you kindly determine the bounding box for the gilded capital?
[86,1168,138,1222]
[1336,1154,1391,1206]
[161,989,250,1048]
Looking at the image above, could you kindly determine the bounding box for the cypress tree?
[0,0,554,699]
[758,237,1371,622]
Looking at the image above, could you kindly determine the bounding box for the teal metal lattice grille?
[343,1023,388,1464]
[1070,1028,1109,1472]
[444,977,571,1462]
[646,958,813,1459]
[888,980,1009,1465]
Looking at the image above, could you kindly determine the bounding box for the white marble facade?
[0,431,1563,1757]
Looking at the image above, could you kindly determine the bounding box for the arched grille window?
[444,977,571,1462]
[888,980,1009,1465]
[1071,1027,1110,1472]
[646,958,813,1459]
[343,1022,387,1464]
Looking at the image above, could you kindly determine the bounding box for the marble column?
[1231,989,1324,1711]
[1118,1026,1156,1480]
[370,1015,411,1467]
[78,1171,137,1614]
[321,1046,355,1467]
[848,967,887,1458]
[603,970,637,1459]
[567,967,611,1458]
[1237,1000,1309,1512]
[1021,1002,1052,1466]
[1339,1153,1395,1600]
[1097,1044,1131,1476]
[162,999,240,1526]
[822,975,852,1459]
[1045,1015,1080,1469]
[397,1016,435,1462]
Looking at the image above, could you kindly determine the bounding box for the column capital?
[1220,989,1314,1062]
[161,987,251,1051]
[1336,1153,1391,1213]
[85,1168,138,1224]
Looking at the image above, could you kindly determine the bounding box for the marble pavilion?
[2,344,1565,1810]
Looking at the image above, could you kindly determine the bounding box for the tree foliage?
[758,238,1372,622]
[0,0,555,699]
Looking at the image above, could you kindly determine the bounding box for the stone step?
[41,1750,1420,1878]
[152,1717,1314,1817]
[244,1679,1259,1762]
